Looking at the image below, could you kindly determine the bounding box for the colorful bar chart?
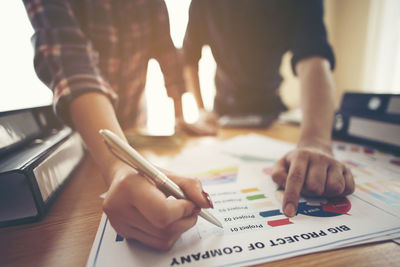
[356,185,399,206]
[192,166,238,185]
[342,160,373,176]
[365,182,400,201]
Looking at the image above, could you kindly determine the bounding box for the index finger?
[283,155,308,217]
[170,175,212,208]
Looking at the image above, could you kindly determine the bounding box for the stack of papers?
[87,134,400,267]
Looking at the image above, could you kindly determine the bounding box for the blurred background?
[1,0,399,133]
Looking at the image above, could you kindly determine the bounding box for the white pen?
[99,129,223,228]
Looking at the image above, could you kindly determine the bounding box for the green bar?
[246,194,266,201]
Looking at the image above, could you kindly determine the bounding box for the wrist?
[297,136,332,154]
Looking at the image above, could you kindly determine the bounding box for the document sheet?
[87,134,400,267]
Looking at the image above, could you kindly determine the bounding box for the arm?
[149,1,216,136]
[184,64,205,110]
[271,57,355,217]
[70,93,212,250]
[149,1,185,124]
[298,57,335,152]
[23,0,211,250]
[168,0,216,136]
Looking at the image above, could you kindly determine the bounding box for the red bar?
[267,218,293,227]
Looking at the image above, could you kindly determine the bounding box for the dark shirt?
[23,0,185,128]
[183,0,335,115]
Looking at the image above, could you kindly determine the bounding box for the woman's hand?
[103,163,212,251]
[271,145,355,217]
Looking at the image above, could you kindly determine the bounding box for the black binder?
[0,105,62,157]
[333,92,400,154]
[0,127,85,227]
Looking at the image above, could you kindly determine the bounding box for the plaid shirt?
[23,0,185,128]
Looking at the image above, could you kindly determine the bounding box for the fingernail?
[192,207,201,216]
[202,191,214,208]
[284,203,296,217]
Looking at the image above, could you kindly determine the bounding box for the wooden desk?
[0,122,399,267]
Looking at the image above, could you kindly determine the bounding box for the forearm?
[273,57,354,216]
[69,92,128,186]
[183,64,205,110]
[296,57,336,151]
[172,94,184,120]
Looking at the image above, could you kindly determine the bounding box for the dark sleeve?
[23,0,117,126]
[290,0,335,75]
[182,0,205,66]
[150,0,185,99]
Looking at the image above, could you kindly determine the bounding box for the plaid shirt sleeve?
[150,0,186,100]
[23,0,118,126]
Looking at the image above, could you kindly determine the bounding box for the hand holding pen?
[99,129,222,251]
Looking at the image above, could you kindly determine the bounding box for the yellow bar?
[241,187,259,193]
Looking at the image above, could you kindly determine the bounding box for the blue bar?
[383,192,400,202]
[116,234,124,242]
[259,210,282,217]
[371,192,399,206]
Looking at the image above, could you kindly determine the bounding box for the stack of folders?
[0,105,85,226]
[333,92,400,154]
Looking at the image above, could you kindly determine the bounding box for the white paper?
[87,135,400,267]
